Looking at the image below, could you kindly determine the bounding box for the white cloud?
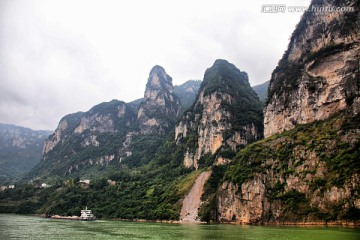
[0,0,311,130]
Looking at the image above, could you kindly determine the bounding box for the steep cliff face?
[0,124,51,182]
[218,112,360,224]
[176,59,263,169]
[213,0,360,224]
[33,100,136,177]
[264,0,360,137]
[43,101,135,155]
[29,66,184,179]
[137,66,181,134]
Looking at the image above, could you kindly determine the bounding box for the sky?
[0,0,311,130]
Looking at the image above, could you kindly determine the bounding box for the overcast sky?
[0,0,311,130]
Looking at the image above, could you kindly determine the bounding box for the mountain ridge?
[1,0,359,225]
[0,123,52,184]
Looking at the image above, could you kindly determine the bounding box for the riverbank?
[36,214,360,226]
[39,214,80,220]
[2,214,360,240]
[86,217,360,227]
[218,219,360,227]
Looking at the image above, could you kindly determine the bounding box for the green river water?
[0,214,359,240]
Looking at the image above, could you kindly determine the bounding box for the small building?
[79,179,90,185]
[107,179,116,186]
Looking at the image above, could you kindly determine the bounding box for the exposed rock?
[81,135,99,147]
[0,123,52,182]
[43,100,135,155]
[137,66,181,134]
[43,118,71,154]
[176,59,263,169]
[264,0,360,137]
[217,112,360,224]
[118,131,137,161]
[218,177,266,224]
[74,114,114,134]
[180,170,212,223]
[34,100,136,178]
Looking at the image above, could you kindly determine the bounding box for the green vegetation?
[198,165,227,223]
[223,111,360,221]
[180,59,264,156]
[267,63,302,105]
[0,124,52,184]
[174,80,202,112]
[0,134,196,220]
[306,43,353,63]
[252,80,269,103]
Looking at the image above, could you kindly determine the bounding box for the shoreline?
[34,214,360,227]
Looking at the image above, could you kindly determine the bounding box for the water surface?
[0,214,359,240]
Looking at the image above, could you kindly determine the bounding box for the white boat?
[80,207,96,221]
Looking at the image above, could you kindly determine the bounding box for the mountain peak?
[150,65,166,74]
[200,59,250,97]
[176,60,263,169]
[137,66,181,134]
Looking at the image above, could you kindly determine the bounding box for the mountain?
[252,80,269,103]
[207,0,360,224]
[137,66,182,134]
[28,65,182,179]
[29,100,136,180]
[1,0,359,224]
[2,60,266,220]
[175,59,263,169]
[0,124,51,183]
[129,80,201,118]
[174,80,202,112]
[264,0,359,137]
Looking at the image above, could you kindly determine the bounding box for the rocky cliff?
[0,123,51,183]
[28,66,185,179]
[137,66,181,134]
[175,59,263,169]
[43,100,135,155]
[210,0,360,224]
[218,112,359,224]
[264,0,360,137]
[31,100,136,178]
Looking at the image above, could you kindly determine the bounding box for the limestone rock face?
[264,0,360,137]
[36,100,137,177]
[43,112,83,155]
[217,112,360,224]
[218,178,267,224]
[137,66,181,134]
[0,123,51,180]
[43,101,135,155]
[176,59,263,169]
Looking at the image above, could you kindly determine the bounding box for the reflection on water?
[0,214,359,240]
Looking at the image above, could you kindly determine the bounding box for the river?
[0,214,359,240]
